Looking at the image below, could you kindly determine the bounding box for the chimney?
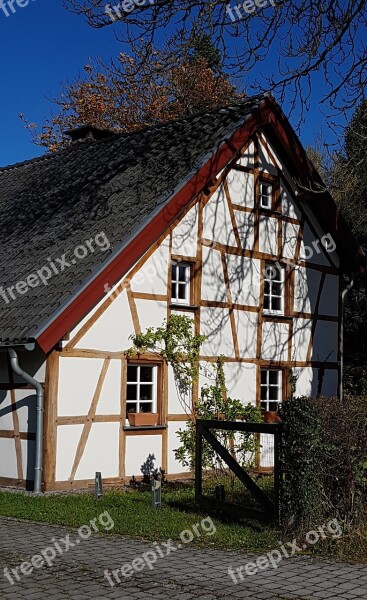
[64,125,114,143]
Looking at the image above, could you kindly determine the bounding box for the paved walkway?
[0,517,367,599]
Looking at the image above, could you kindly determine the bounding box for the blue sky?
[0,0,343,167]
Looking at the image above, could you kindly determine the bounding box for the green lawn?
[0,485,279,553]
[0,485,364,561]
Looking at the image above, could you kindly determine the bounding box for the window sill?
[169,304,199,311]
[123,425,168,431]
[263,313,292,321]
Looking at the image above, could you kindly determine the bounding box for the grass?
[1,484,365,561]
[0,484,280,553]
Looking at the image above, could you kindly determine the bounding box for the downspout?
[8,348,44,493]
[339,278,354,402]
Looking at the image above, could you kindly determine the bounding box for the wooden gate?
[195,419,282,523]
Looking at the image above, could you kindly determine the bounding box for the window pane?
[260,385,268,400]
[260,401,267,411]
[269,402,278,412]
[261,370,267,384]
[140,366,153,382]
[269,371,279,384]
[269,386,279,401]
[178,283,186,299]
[127,366,137,382]
[171,265,177,281]
[264,281,270,295]
[140,402,153,413]
[171,283,176,298]
[272,282,282,296]
[178,266,187,282]
[127,384,137,400]
[139,384,153,400]
[272,297,282,311]
[263,296,270,310]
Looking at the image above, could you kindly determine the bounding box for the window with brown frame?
[257,174,281,212]
[171,261,192,305]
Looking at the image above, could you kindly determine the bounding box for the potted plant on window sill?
[262,411,281,424]
[127,411,159,427]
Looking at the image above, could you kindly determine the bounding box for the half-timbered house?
[0,94,364,491]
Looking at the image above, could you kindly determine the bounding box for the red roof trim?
[37,101,273,352]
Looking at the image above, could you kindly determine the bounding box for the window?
[126,364,157,416]
[261,369,282,412]
[259,180,273,209]
[171,262,191,304]
[264,263,285,314]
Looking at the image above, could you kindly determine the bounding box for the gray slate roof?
[0,95,265,345]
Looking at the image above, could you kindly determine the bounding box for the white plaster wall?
[200,307,235,357]
[58,357,105,417]
[75,422,120,480]
[236,141,255,168]
[96,359,121,415]
[125,435,162,477]
[234,310,258,358]
[75,289,134,351]
[223,362,257,405]
[130,239,169,295]
[319,369,338,396]
[168,365,184,414]
[261,321,290,362]
[293,267,322,314]
[171,204,198,257]
[259,216,278,255]
[0,391,15,430]
[201,246,227,302]
[258,140,278,176]
[312,320,339,362]
[282,221,300,260]
[234,210,255,249]
[0,439,18,478]
[56,424,83,481]
[203,185,237,247]
[168,422,190,473]
[319,275,339,317]
[13,389,37,434]
[292,318,312,362]
[281,184,302,221]
[226,255,260,306]
[299,223,332,266]
[135,299,167,331]
[226,170,255,208]
[294,366,316,397]
[21,439,36,482]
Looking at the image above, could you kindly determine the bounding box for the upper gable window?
[171,262,191,305]
[259,180,273,209]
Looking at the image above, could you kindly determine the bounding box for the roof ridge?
[0,94,267,174]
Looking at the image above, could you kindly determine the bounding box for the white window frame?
[259,180,273,209]
[171,261,191,305]
[260,369,282,412]
[263,262,285,315]
[126,364,158,414]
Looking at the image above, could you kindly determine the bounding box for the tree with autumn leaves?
[22,36,242,153]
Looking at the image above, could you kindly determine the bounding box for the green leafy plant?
[128,314,206,414]
[174,358,262,473]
